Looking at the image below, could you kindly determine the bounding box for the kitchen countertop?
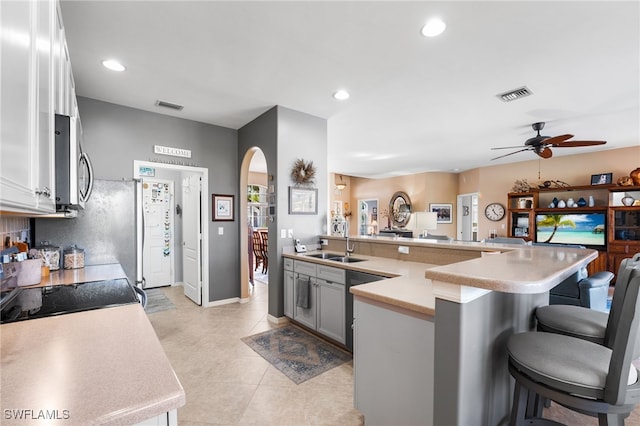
[1,304,185,425]
[283,251,439,316]
[29,263,128,287]
[284,240,597,314]
[1,263,185,424]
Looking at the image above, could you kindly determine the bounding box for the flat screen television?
[535,212,606,249]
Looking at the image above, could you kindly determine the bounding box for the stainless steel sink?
[305,252,340,259]
[328,256,365,263]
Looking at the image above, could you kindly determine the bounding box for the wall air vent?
[496,86,533,102]
[155,100,184,111]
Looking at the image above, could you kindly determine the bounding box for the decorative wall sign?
[154,145,192,158]
[213,194,234,221]
[289,187,317,215]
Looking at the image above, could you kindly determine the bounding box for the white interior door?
[142,179,174,288]
[182,173,202,305]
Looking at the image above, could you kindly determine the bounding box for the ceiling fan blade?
[491,145,527,150]
[490,148,531,161]
[545,134,574,146]
[537,147,553,159]
[553,140,607,147]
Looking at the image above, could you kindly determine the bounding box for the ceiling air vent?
[155,100,184,111]
[496,86,533,102]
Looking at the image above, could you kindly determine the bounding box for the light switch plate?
[280,229,286,238]
[288,229,294,238]
[218,227,224,235]
[398,245,409,254]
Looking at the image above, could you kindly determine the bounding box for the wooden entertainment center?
[506,185,640,277]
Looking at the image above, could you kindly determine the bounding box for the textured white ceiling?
[61,1,640,178]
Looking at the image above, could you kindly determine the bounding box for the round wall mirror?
[389,191,412,228]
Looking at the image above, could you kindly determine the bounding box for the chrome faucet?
[345,220,355,256]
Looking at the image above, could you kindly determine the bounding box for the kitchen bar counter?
[310,235,599,425]
[1,303,185,425]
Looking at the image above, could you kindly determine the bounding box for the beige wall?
[248,171,268,187]
[346,172,459,237]
[336,146,639,240]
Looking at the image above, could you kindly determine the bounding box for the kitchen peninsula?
[291,235,597,426]
[1,265,185,425]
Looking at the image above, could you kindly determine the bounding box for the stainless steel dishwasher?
[346,270,387,351]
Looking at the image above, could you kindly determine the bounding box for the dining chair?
[252,231,264,273]
[259,230,268,274]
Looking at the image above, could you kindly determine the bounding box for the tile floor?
[148,283,640,426]
[148,282,362,425]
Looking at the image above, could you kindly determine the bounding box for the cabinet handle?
[35,187,51,198]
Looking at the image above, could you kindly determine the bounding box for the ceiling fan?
[490,122,606,161]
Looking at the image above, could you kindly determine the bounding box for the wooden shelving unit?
[507,185,640,276]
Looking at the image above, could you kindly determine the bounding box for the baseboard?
[267,314,289,325]
[239,297,250,304]
[206,297,239,307]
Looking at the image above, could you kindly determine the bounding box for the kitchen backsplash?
[0,216,30,250]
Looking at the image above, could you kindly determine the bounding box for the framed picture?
[289,187,317,215]
[591,173,612,185]
[430,203,453,224]
[213,194,234,221]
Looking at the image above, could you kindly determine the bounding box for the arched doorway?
[239,148,269,301]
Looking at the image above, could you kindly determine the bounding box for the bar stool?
[507,267,640,425]
[536,253,640,345]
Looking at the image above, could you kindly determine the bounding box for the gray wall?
[63,97,238,302]
[239,106,327,318]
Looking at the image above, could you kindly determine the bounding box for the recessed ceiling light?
[102,59,126,72]
[333,90,350,101]
[421,18,446,37]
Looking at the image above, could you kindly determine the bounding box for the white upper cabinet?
[1,0,63,214]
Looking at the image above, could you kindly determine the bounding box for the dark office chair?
[533,242,613,310]
[507,267,640,425]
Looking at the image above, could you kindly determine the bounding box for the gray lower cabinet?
[283,258,294,318]
[354,297,434,425]
[289,259,346,345]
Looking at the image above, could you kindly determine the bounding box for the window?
[248,185,268,228]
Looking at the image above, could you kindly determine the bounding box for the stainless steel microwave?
[54,114,94,210]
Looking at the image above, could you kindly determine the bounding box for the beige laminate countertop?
[1,263,185,425]
[283,251,439,316]
[28,263,128,287]
[284,240,597,315]
[1,304,185,425]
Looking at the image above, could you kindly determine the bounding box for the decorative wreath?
[290,158,316,186]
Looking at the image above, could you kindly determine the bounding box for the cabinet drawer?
[294,260,317,276]
[317,264,346,284]
[284,258,294,271]
[608,244,630,254]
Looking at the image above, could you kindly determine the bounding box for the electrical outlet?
[218,227,224,235]
[398,246,409,254]
[320,239,328,246]
[280,229,286,238]
[288,229,294,238]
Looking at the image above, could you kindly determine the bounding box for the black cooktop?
[0,278,139,324]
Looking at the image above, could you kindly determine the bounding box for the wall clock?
[485,203,505,221]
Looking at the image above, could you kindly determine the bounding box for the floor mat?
[144,288,176,314]
[242,325,351,384]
